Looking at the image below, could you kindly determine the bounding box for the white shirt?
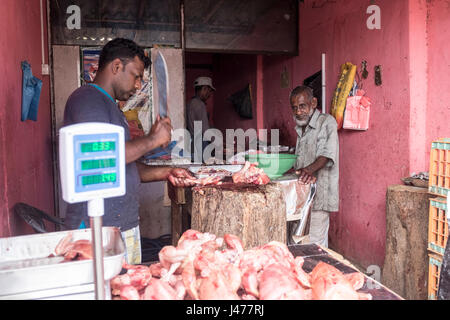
[295,109,339,212]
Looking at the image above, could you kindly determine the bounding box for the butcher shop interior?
[1,0,450,303]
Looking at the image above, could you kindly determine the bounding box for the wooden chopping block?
[190,183,286,249]
[382,184,432,300]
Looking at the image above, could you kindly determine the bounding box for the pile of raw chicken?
[110,229,372,300]
[181,162,270,186]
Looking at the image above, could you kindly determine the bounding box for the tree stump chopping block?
[190,183,287,249]
[382,184,432,300]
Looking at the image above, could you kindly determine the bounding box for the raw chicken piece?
[219,234,244,266]
[223,234,244,254]
[292,256,312,288]
[180,175,224,186]
[172,230,219,300]
[54,232,74,255]
[149,262,164,277]
[197,265,241,300]
[195,167,232,177]
[309,262,372,300]
[120,285,141,300]
[232,161,270,185]
[168,275,187,300]
[194,240,224,277]
[159,230,218,281]
[239,241,310,297]
[110,263,152,296]
[239,249,274,297]
[158,245,189,271]
[54,233,93,261]
[259,263,312,300]
[344,272,365,291]
[62,240,93,260]
[187,236,243,300]
[181,257,200,300]
[177,230,218,252]
[142,278,181,300]
[260,241,296,267]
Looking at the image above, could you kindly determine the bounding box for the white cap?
[194,77,216,91]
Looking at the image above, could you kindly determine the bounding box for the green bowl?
[245,153,297,179]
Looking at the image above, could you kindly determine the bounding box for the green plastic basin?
[245,153,297,179]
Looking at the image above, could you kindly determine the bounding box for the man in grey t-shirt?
[63,38,195,263]
[186,76,215,161]
[290,85,339,248]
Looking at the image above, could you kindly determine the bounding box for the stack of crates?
[427,138,450,300]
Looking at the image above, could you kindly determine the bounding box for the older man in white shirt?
[290,85,339,248]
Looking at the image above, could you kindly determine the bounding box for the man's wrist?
[145,134,160,150]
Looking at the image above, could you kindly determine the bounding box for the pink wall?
[263,0,412,268]
[0,0,54,237]
[185,0,422,268]
[211,54,258,133]
[426,1,450,156]
[186,53,260,143]
[262,54,297,147]
[408,0,428,172]
[262,0,450,268]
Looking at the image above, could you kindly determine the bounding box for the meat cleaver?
[154,51,169,118]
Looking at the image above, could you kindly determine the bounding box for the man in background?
[186,76,215,161]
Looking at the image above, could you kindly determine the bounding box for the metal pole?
[88,199,105,300]
[180,0,185,50]
[322,53,326,114]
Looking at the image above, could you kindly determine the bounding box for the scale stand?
[88,198,105,300]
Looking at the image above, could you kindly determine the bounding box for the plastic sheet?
[274,174,311,219]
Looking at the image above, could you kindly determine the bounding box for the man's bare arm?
[135,162,196,187]
[125,116,172,164]
[296,156,329,184]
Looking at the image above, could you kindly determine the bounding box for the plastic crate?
[428,253,442,300]
[429,138,450,197]
[428,197,448,255]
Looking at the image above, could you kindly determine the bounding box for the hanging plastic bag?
[343,89,371,130]
[21,61,42,121]
[330,62,357,129]
[228,84,253,119]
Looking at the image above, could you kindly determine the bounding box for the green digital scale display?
[80,141,116,153]
[59,123,126,203]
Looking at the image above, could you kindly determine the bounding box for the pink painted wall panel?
[426,1,450,158]
[0,0,54,237]
[262,55,297,147]
[408,0,428,173]
[262,0,412,267]
[303,0,411,268]
[211,54,258,133]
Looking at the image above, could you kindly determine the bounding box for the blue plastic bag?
[143,140,181,160]
[21,61,42,121]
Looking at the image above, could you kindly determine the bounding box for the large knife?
[154,51,169,118]
[144,50,179,160]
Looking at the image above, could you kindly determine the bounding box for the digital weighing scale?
[59,122,126,299]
